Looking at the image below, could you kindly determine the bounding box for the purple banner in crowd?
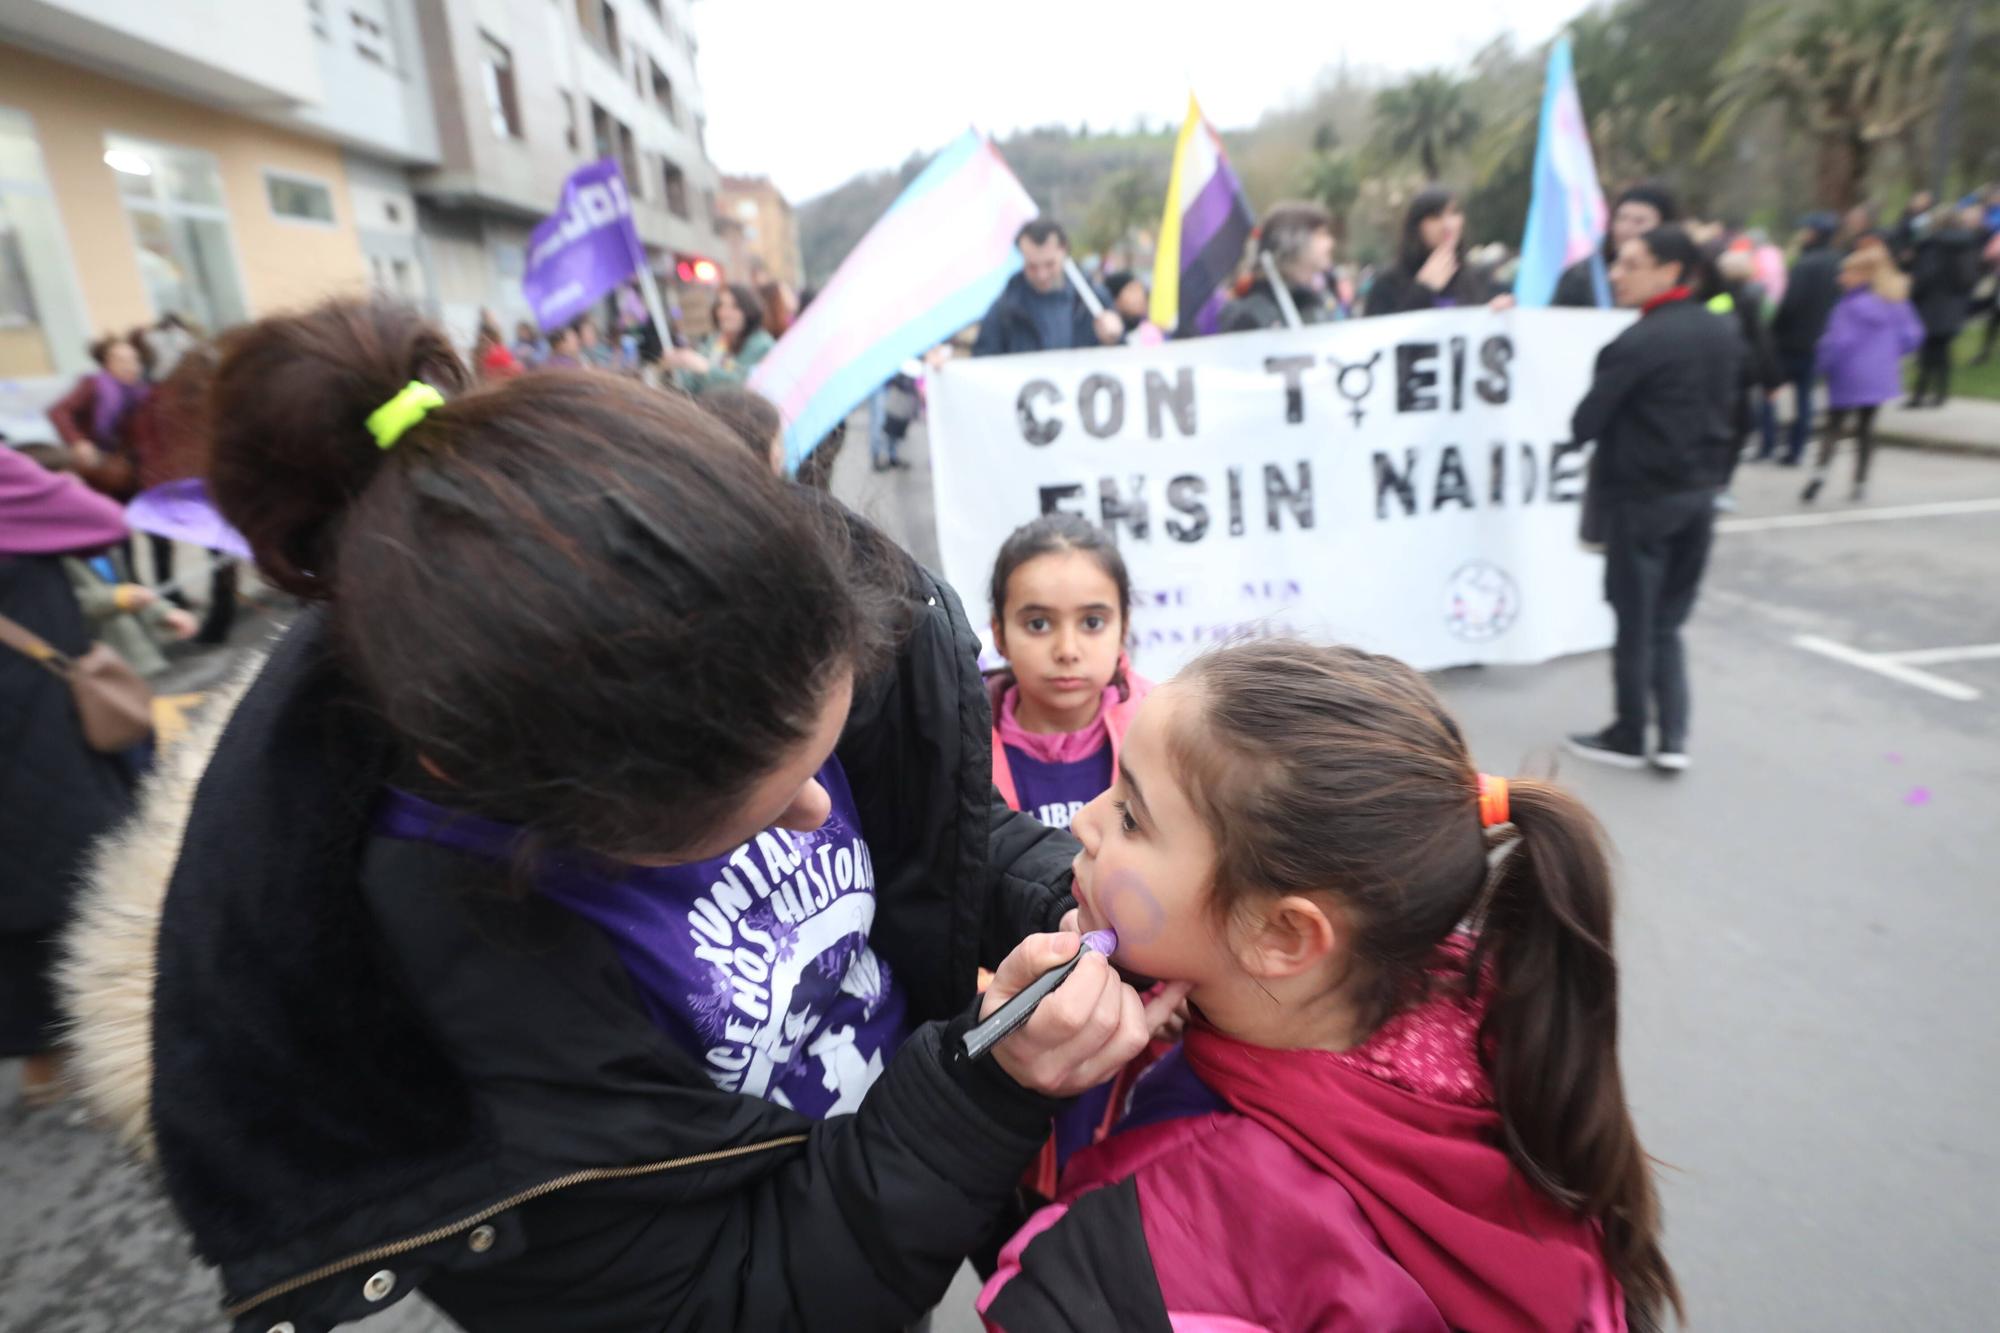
[522,159,643,331]
[125,478,252,559]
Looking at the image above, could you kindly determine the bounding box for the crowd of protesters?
[5,157,1998,1333]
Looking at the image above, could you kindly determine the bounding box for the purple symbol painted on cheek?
[1096,868,1167,946]
[1904,786,1931,806]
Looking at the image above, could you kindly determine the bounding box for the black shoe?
[890,458,912,470]
[1801,475,1824,503]
[1650,748,1690,773]
[1565,730,1648,770]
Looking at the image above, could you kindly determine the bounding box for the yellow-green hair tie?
[366,381,446,451]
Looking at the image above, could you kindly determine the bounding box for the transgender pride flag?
[750,131,1038,473]
[1515,36,1610,308]
[1150,96,1254,337]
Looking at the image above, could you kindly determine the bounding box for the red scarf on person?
[1181,950,1624,1332]
[1640,285,1693,315]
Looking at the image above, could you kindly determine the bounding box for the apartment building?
[0,0,441,380]
[717,173,803,292]
[410,0,727,340]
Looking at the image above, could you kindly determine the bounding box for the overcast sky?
[694,0,1596,203]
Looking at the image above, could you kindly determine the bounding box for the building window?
[350,7,396,68]
[102,133,248,332]
[662,160,688,219]
[562,92,579,152]
[264,171,336,225]
[576,0,619,62]
[617,122,639,190]
[0,110,88,376]
[650,61,676,122]
[590,101,614,162]
[481,34,522,140]
[307,0,330,41]
[641,0,662,18]
[702,188,716,226]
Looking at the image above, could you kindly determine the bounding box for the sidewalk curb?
[1873,431,2000,457]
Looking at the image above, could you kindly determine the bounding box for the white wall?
[0,0,322,109]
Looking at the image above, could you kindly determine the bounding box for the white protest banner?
[928,308,1631,677]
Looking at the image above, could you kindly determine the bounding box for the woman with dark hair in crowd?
[472,317,522,381]
[0,444,134,1109]
[665,282,775,396]
[46,334,151,500]
[1364,188,1513,316]
[1218,202,1338,332]
[60,298,1174,1333]
[1555,181,1679,308]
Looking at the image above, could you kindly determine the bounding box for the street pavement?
[6,419,1997,1330]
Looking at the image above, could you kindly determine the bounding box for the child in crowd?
[980,639,1676,1333]
[1804,245,1923,504]
[987,515,1151,832]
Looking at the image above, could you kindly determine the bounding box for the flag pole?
[1064,258,1107,319]
[1260,252,1304,329]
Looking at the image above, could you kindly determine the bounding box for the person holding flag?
[971,219,1124,357]
[1218,203,1338,332]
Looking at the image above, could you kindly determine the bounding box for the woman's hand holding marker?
[982,930,1190,1098]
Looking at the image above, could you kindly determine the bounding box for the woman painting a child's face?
[1068,683,1355,1049]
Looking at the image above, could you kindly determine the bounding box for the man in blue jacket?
[973,219,1125,356]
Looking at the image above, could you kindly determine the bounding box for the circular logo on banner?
[1444,561,1520,642]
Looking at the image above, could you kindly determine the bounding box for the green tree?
[1706,0,1954,208]
[1080,164,1164,256]
[1301,150,1362,239]
[1371,71,1481,181]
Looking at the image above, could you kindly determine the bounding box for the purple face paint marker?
[956,929,1119,1064]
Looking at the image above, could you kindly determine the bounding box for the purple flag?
[523,160,644,331]
[125,478,252,559]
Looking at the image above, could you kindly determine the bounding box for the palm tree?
[1705,0,1953,208]
[1301,150,1362,240]
[1372,71,1481,181]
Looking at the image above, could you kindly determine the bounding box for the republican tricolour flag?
[1515,36,1610,308]
[750,131,1038,473]
[1150,96,1254,337]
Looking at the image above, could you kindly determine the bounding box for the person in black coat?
[972,218,1124,356]
[1701,249,1781,501]
[58,300,1180,1333]
[1907,207,1983,407]
[1763,213,1843,463]
[1363,187,1510,316]
[1567,226,1743,773]
[1553,180,1680,309]
[0,446,134,1106]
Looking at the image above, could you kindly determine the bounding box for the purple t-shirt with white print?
[376,757,908,1119]
[1004,741,1113,832]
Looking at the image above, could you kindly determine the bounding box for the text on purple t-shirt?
[376,757,907,1119]
[1004,741,1113,831]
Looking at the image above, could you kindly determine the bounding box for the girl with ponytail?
[980,637,1678,1333]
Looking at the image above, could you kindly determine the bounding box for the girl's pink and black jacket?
[978,958,1628,1333]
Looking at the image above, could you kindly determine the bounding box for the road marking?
[1717,497,2000,534]
[1792,635,1982,701]
[1881,643,2000,666]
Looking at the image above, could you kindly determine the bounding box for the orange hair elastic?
[1477,774,1511,828]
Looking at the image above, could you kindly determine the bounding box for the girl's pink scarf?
[996,682,1114,764]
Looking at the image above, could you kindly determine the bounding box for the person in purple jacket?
[1804,245,1923,503]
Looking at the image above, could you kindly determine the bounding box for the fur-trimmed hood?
[57,656,262,1159]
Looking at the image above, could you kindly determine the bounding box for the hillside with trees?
[798,0,1996,285]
